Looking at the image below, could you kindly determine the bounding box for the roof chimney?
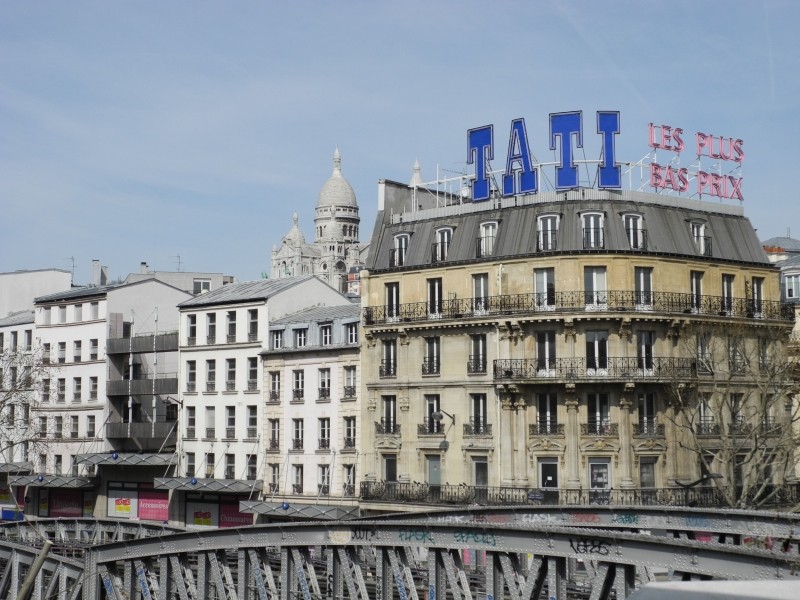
[92,260,100,286]
[100,266,108,286]
[140,261,149,274]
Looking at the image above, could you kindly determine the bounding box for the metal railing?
[529,421,564,436]
[633,419,664,436]
[467,355,487,374]
[582,419,618,436]
[379,360,396,378]
[463,417,492,436]
[417,418,443,435]
[421,358,440,375]
[363,289,795,325]
[375,419,400,435]
[494,356,695,381]
[343,386,356,399]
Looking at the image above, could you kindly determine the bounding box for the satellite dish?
[439,440,450,451]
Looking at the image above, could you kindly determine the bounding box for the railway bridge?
[0,505,798,600]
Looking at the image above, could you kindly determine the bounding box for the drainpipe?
[16,539,53,600]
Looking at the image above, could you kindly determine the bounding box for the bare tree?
[666,319,799,509]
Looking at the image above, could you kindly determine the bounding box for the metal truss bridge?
[0,506,798,600]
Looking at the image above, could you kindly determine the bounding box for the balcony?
[227,334,236,344]
[389,249,405,268]
[226,381,235,392]
[187,337,196,347]
[467,355,487,374]
[582,228,605,249]
[696,419,720,436]
[494,357,695,382]
[343,386,356,399]
[343,437,356,450]
[476,235,495,258]
[463,417,492,436]
[292,438,304,451]
[318,387,331,402]
[363,289,795,326]
[106,421,177,444]
[187,382,197,392]
[106,376,179,396]
[207,335,216,345]
[292,388,304,402]
[292,484,303,494]
[268,389,280,403]
[206,382,216,392]
[537,232,558,252]
[421,358,440,376]
[582,419,617,436]
[185,427,196,439]
[529,421,564,436]
[431,241,450,264]
[633,418,664,436]
[318,438,330,450]
[268,438,280,452]
[375,419,400,435]
[417,418,443,436]
[379,360,396,378]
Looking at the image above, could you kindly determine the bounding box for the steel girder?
[0,540,84,600]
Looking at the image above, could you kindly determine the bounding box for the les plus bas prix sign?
[466,111,744,202]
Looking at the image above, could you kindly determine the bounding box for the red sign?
[219,502,251,528]
[50,490,83,517]
[138,489,169,521]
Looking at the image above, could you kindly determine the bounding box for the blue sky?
[1,1,798,285]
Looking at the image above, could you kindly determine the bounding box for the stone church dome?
[317,148,358,208]
[283,212,306,245]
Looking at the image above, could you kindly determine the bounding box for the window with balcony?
[202,407,217,442]
[623,213,646,250]
[427,278,443,318]
[247,405,257,438]
[319,417,331,450]
[186,361,197,392]
[272,330,283,350]
[70,415,79,438]
[584,266,608,309]
[534,268,555,311]
[321,324,332,346]
[638,393,657,434]
[224,454,236,479]
[728,336,745,374]
[42,378,50,403]
[225,358,236,391]
[381,339,397,377]
[582,212,604,249]
[468,393,488,435]
[722,274,735,315]
[207,313,216,344]
[294,328,307,348]
[89,376,98,400]
[268,463,280,492]
[292,418,304,450]
[347,322,358,344]
[587,393,610,434]
[187,314,197,345]
[432,227,453,262]
[634,267,653,309]
[42,343,50,364]
[469,334,487,373]
[269,371,280,402]
[205,453,215,478]
[72,377,82,402]
[385,282,400,321]
[749,277,764,317]
[247,357,258,391]
[380,395,397,434]
[206,360,216,392]
[585,331,608,374]
[268,419,280,451]
[226,311,237,343]
[537,393,558,434]
[57,342,66,364]
[246,454,257,480]
[57,378,65,403]
[90,338,98,360]
[293,464,304,494]
[318,465,330,494]
[225,406,236,439]
[637,331,655,374]
[391,234,409,267]
[537,331,556,375]
[54,416,63,438]
[423,337,440,375]
[477,221,497,257]
[318,368,330,400]
[423,394,441,434]
[344,416,357,450]
[690,271,703,312]
[248,309,258,342]
[292,370,305,401]
[186,406,196,438]
[537,214,559,251]
[86,415,96,438]
[344,366,356,398]
[472,273,489,314]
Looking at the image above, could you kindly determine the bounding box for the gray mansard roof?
[178,276,318,308]
[269,303,360,326]
[367,185,770,272]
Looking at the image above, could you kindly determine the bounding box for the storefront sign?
[219,502,252,528]
[138,489,169,521]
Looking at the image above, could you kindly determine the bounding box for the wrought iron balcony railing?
[343,436,356,449]
[363,289,795,325]
[467,355,487,374]
[318,438,330,450]
[494,356,695,382]
[695,418,720,436]
[463,417,492,436]
[318,387,331,401]
[582,419,617,436]
[421,358,440,375]
[268,389,280,402]
[529,421,564,436]
[417,418,443,435]
[343,386,356,399]
[268,438,280,451]
[292,388,304,401]
[292,438,303,451]
[379,360,396,378]
[633,418,664,436]
[375,419,400,435]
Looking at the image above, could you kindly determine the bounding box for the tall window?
[269,419,280,450]
[637,331,655,373]
[691,221,709,255]
[318,368,331,399]
[248,309,258,341]
[381,339,397,377]
[247,405,258,438]
[293,465,304,494]
[72,377,82,402]
[722,274,735,315]
[423,337,440,375]
[344,366,357,398]
[248,357,258,390]
[90,376,98,399]
[90,302,99,320]
[343,464,356,495]
[206,360,216,392]
[392,234,409,267]
[750,277,764,317]
[205,453,216,478]
[269,371,280,401]
[294,328,307,348]
[690,271,704,312]
[478,221,497,257]
[293,370,305,400]
[347,322,359,344]
[584,267,608,309]
[728,336,745,374]
[246,455,257,480]
[344,416,357,449]
[225,407,236,438]
[272,330,283,349]
[427,278,443,317]
[470,393,487,434]
[226,311,237,343]
[537,214,559,251]
[186,406,196,437]
[385,282,400,321]
[86,415,96,438]
[432,227,452,262]
[582,213,604,249]
[697,333,712,373]
[318,418,331,449]
[292,418,304,450]
[469,334,487,373]
[381,395,397,434]
[624,214,645,249]
[320,324,332,346]
[537,331,556,374]
[205,407,216,439]
[638,393,656,434]
[318,465,331,493]
[73,341,82,362]
[23,330,32,351]
[90,338,98,360]
[225,358,236,391]
[786,274,800,300]
[207,313,216,344]
[269,464,280,492]
[586,331,608,373]
[588,393,610,434]
[424,394,441,433]
[534,268,556,310]
[57,342,66,363]
[472,273,489,314]
[187,314,197,344]
[634,267,653,308]
[537,393,558,434]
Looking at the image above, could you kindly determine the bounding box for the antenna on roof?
[64,257,75,280]
[171,255,182,272]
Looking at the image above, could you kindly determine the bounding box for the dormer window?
[477,222,497,258]
[432,228,453,263]
[391,234,409,267]
[582,212,604,249]
[690,221,711,256]
[623,214,646,250]
[537,214,559,251]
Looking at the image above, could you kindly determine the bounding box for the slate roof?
[178,276,316,308]
[270,303,360,326]
[0,310,34,327]
[35,284,115,303]
[762,236,800,252]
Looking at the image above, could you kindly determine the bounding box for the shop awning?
[76,452,175,467]
[240,500,360,520]
[154,477,262,494]
[8,474,96,488]
[0,462,33,474]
